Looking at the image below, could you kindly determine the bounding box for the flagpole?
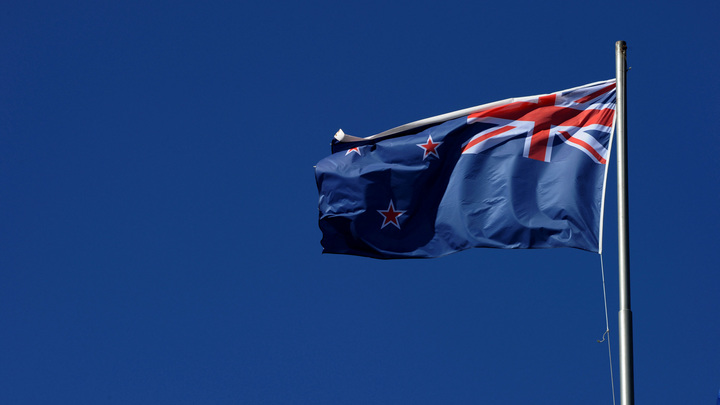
[615,40,634,405]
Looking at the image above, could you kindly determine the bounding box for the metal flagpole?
[615,40,634,405]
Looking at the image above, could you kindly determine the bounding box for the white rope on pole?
[599,253,617,405]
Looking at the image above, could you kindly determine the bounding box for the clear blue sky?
[2,1,719,404]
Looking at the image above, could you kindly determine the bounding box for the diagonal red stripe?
[562,107,616,128]
[559,131,607,164]
[574,83,616,104]
[462,126,516,153]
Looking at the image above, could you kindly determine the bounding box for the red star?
[377,201,405,229]
[345,147,361,156]
[417,135,442,159]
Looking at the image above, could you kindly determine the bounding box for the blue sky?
[2,1,719,404]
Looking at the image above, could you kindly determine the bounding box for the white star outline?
[416,135,443,160]
[377,200,405,229]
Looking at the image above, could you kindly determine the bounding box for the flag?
[315,80,617,259]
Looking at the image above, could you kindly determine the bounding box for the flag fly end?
[334,129,345,141]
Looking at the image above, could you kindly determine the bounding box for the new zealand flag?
[315,80,616,258]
